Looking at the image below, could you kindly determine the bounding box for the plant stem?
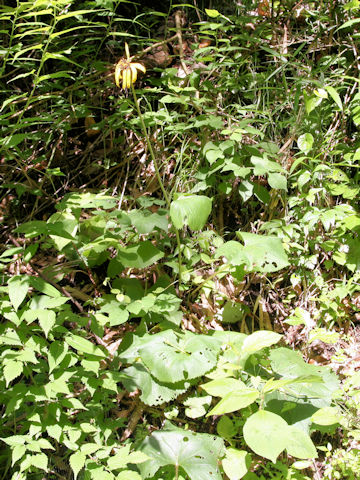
[131,84,183,286]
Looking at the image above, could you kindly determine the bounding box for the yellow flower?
[115,42,146,90]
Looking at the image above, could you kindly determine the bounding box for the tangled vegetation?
[1,1,360,479]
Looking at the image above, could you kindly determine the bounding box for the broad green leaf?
[207,389,259,416]
[117,241,164,269]
[216,416,237,438]
[4,360,23,387]
[336,17,360,30]
[139,331,219,383]
[201,378,247,397]
[268,172,287,190]
[8,275,30,311]
[65,334,107,358]
[122,363,190,406]
[222,448,251,480]
[139,421,225,480]
[69,451,86,480]
[243,410,288,463]
[242,330,282,355]
[311,407,341,426]
[215,241,248,266]
[237,232,290,273]
[297,133,314,155]
[286,426,317,459]
[170,195,212,230]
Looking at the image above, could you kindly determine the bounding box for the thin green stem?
[130,83,182,286]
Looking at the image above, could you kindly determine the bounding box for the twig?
[120,399,144,442]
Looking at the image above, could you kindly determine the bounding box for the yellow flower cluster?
[115,43,146,90]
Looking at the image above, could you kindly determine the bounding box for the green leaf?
[325,85,343,110]
[286,426,317,459]
[243,410,288,463]
[268,173,287,190]
[48,341,69,373]
[8,275,30,311]
[297,133,314,155]
[65,334,107,358]
[122,363,190,406]
[216,416,237,438]
[242,330,282,355]
[107,445,130,470]
[207,389,259,416]
[12,444,26,466]
[139,331,219,383]
[311,407,341,426]
[4,360,23,387]
[30,453,48,471]
[138,421,225,480]
[237,232,290,273]
[184,395,212,418]
[37,309,56,338]
[116,472,142,480]
[117,241,164,269]
[69,451,86,480]
[222,448,251,480]
[201,378,247,397]
[170,195,212,230]
[205,8,220,17]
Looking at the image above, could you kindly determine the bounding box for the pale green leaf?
[242,330,282,355]
[222,448,251,480]
[4,360,23,387]
[243,410,288,463]
[297,133,314,155]
[170,195,212,231]
[325,85,343,110]
[207,389,259,416]
[311,407,341,426]
[8,275,30,311]
[286,426,317,459]
[69,451,86,480]
[65,334,107,358]
[139,421,225,480]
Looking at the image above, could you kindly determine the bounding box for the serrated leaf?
[30,453,48,471]
[139,421,225,480]
[37,309,56,338]
[107,445,130,470]
[65,334,107,358]
[117,472,142,480]
[8,275,30,311]
[201,378,248,397]
[69,452,86,480]
[243,410,288,463]
[170,195,212,231]
[4,360,23,387]
[11,444,26,466]
[48,341,69,373]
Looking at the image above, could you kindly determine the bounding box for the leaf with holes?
[138,421,225,480]
[139,331,220,383]
[121,363,191,406]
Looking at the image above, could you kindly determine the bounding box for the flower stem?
[131,84,182,287]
